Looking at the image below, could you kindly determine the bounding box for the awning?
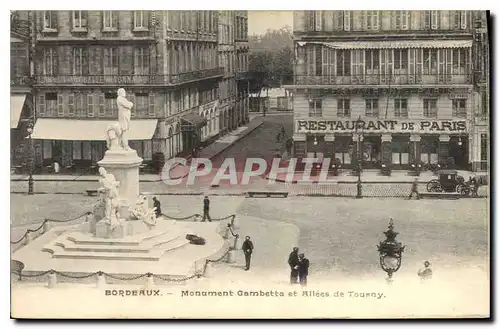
[300,40,473,49]
[11,94,26,129]
[181,113,207,128]
[30,118,158,141]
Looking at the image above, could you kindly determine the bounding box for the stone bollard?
[24,232,32,246]
[145,274,154,289]
[96,272,106,289]
[204,262,212,278]
[47,271,57,289]
[42,221,51,234]
[226,249,237,264]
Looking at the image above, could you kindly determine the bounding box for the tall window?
[337,99,350,117]
[393,11,410,30]
[394,50,408,70]
[452,99,467,117]
[72,11,87,29]
[336,50,351,76]
[394,99,408,117]
[134,47,149,74]
[424,10,440,30]
[74,93,87,117]
[134,11,148,29]
[365,50,379,72]
[308,99,322,117]
[480,133,488,161]
[365,99,379,117]
[103,11,117,29]
[343,11,351,31]
[43,11,57,30]
[72,47,87,75]
[45,93,58,117]
[105,92,117,117]
[481,91,488,115]
[453,10,468,29]
[452,49,467,74]
[423,99,438,117]
[365,11,379,30]
[103,47,118,74]
[315,45,322,76]
[423,49,437,74]
[135,93,149,117]
[43,47,57,75]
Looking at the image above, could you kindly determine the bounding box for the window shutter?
[409,49,415,75]
[453,11,460,29]
[431,11,439,29]
[374,11,380,30]
[114,11,119,29]
[424,11,430,29]
[343,11,351,31]
[416,49,423,75]
[98,94,105,116]
[82,11,88,28]
[51,11,58,29]
[38,95,46,116]
[461,11,467,29]
[315,11,322,31]
[149,93,155,117]
[402,11,409,29]
[83,47,89,75]
[144,11,150,29]
[132,10,136,29]
[361,11,366,30]
[53,48,59,76]
[87,94,94,117]
[446,49,453,75]
[68,94,75,116]
[57,94,64,116]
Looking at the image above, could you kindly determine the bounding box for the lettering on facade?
[296,120,467,134]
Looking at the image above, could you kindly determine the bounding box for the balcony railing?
[294,74,472,86]
[35,68,225,86]
[11,75,32,86]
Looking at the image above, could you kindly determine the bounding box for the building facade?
[234,11,250,125]
[286,10,485,170]
[21,10,248,171]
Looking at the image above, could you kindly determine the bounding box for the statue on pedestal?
[98,167,122,229]
[131,195,157,230]
[105,88,134,151]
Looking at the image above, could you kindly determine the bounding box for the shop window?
[420,136,439,164]
[391,135,410,165]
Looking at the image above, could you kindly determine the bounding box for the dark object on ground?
[186,234,206,245]
[247,191,288,198]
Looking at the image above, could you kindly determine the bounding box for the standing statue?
[98,167,122,228]
[116,88,134,150]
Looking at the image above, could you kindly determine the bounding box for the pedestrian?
[297,253,309,286]
[202,196,211,222]
[417,261,433,282]
[241,236,254,271]
[288,247,299,284]
[153,197,162,218]
[408,178,420,200]
[53,161,60,174]
[471,176,479,196]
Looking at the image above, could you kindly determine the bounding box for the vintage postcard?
[10,9,490,319]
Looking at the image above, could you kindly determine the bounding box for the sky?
[248,11,293,35]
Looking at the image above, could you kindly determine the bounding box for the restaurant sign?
[296,119,467,134]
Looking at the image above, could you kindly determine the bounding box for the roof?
[298,40,473,50]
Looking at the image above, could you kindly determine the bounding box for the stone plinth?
[97,149,143,210]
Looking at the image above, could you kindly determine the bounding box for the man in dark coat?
[298,253,309,286]
[288,247,299,284]
[202,196,211,222]
[241,236,254,271]
[153,197,162,218]
[408,178,420,200]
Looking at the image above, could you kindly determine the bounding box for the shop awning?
[181,113,207,128]
[300,40,473,49]
[30,118,158,141]
[11,94,26,129]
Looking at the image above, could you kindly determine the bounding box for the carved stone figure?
[116,88,134,150]
[131,195,157,230]
[105,122,123,151]
[98,167,121,229]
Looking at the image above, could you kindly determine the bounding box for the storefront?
[292,118,470,169]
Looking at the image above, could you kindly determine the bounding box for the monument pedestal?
[95,220,134,239]
[98,149,143,212]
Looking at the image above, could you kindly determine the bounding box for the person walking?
[417,261,433,282]
[202,196,211,222]
[471,176,479,196]
[408,178,420,200]
[288,247,300,284]
[241,236,254,271]
[153,197,162,218]
[297,253,310,286]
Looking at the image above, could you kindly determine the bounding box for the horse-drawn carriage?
[426,170,471,195]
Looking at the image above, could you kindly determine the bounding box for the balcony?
[35,68,225,87]
[293,74,472,86]
[11,75,32,87]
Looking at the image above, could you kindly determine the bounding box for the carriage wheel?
[426,180,440,192]
[457,185,469,195]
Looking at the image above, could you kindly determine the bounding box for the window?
[134,11,149,30]
[103,11,117,30]
[424,10,440,30]
[315,45,322,76]
[74,93,87,117]
[394,99,408,117]
[57,94,64,116]
[480,133,488,161]
[43,47,57,76]
[452,49,467,74]
[308,99,322,117]
[87,94,94,117]
[45,93,58,117]
[365,99,379,117]
[135,93,149,117]
[481,91,488,115]
[365,50,379,71]
[453,10,468,29]
[394,50,408,70]
[423,99,438,117]
[343,11,351,31]
[72,11,87,30]
[72,47,87,75]
[337,99,350,117]
[73,141,82,160]
[105,92,118,117]
[336,50,351,76]
[43,11,57,30]
[134,47,149,74]
[104,47,119,74]
[423,49,437,74]
[365,11,379,30]
[452,99,467,118]
[393,11,410,29]
[98,94,105,116]
[68,94,75,116]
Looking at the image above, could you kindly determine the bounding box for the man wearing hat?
[417,261,433,281]
[241,236,254,271]
[288,247,300,284]
[298,253,310,286]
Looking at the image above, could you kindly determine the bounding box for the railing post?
[47,271,57,289]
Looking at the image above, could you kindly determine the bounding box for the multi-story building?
[10,10,34,167]
[286,10,483,170]
[470,11,489,172]
[28,10,226,170]
[234,11,250,125]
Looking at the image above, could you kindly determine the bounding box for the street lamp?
[354,116,364,198]
[26,121,34,195]
[377,219,405,283]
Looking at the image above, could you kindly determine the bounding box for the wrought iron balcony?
[11,75,32,87]
[293,74,472,86]
[35,68,225,86]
